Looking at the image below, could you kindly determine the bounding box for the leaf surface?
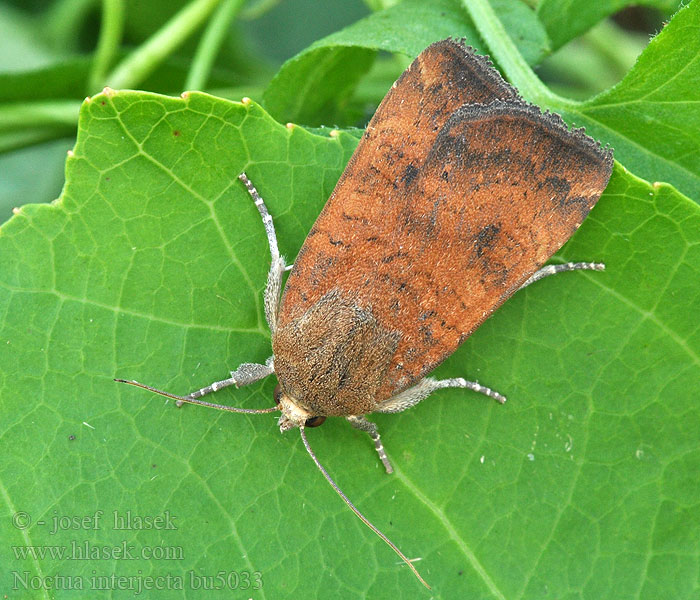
[0,89,698,598]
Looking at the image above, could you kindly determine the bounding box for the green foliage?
[537,0,680,50]
[263,0,548,125]
[1,0,699,598]
[572,1,700,201]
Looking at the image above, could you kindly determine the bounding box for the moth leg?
[519,262,604,291]
[175,357,274,407]
[238,172,286,335]
[178,175,278,409]
[376,376,506,415]
[347,415,394,474]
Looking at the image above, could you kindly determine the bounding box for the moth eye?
[273,384,283,405]
[304,416,326,428]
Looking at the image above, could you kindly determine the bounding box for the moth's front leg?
[175,357,275,407]
[347,415,394,474]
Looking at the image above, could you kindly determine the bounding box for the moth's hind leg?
[375,376,506,415]
[347,415,394,474]
[238,172,286,335]
[519,261,604,291]
[354,377,505,472]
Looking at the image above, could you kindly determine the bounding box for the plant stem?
[0,129,74,154]
[106,0,223,90]
[204,84,265,101]
[185,0,245,91]
[44,0,97,51]
[239,0,281,19]
[0,101,82,131]
[585,20,646,77]
[89,0,125,93]
[460,0,577,111]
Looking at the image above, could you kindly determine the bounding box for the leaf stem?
[185,0,245,91]
[460,0,577,111]
[0,128,74,153]
[585,20,646,77]
[106,0,223,90]
[88,0,125,93]
[0,101,81,131]
[43,0,97,51]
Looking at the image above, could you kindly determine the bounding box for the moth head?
[273,383,326,432]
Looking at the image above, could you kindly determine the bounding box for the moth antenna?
[299,426,430,589]
[114,379,279,414]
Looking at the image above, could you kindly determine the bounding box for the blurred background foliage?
[0,0,680,222]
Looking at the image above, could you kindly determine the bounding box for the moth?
[117,39,613,588]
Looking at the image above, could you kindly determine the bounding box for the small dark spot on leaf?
[173,130,180,137]
[68,435,75,441]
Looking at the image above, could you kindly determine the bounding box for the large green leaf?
[263,0,549,126]
[1,90,699,599]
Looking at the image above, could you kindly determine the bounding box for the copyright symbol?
[12,512,31,529]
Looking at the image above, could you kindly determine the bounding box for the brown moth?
[117,38,613,588]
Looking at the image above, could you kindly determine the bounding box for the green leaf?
[0,58,92,103]
[537,0,681,51]
[263,0,549,125]
[1,90,699,598]
[561,0,700,203]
